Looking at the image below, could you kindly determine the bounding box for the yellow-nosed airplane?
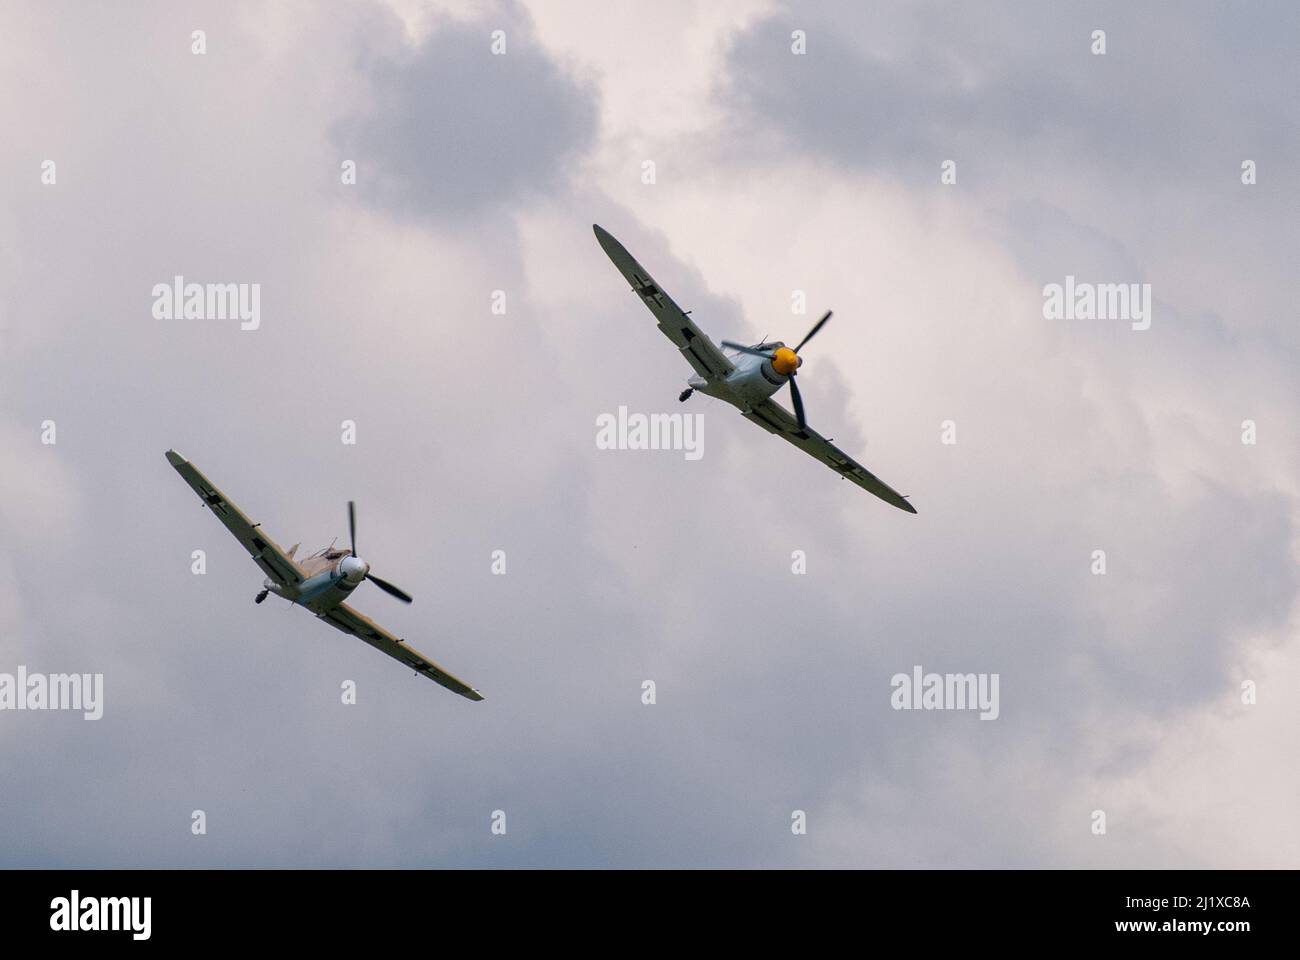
[165,450,484,700]
[594,225,917,513]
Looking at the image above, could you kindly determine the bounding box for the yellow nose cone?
[772,347,799,376]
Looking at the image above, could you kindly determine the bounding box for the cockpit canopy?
[722,339,783,355]
[308,542,352,560]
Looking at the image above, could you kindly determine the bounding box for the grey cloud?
[720,2,1300,351]
[334,4,598,221]
[723,1,1300,183]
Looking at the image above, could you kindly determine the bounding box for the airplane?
[164,450,484,701]
[593,224,917,513]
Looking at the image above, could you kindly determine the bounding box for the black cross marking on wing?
[633,274,662,301]
[202,491,229,513]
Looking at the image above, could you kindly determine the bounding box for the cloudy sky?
[1,0,1295,868]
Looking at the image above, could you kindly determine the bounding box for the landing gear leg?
[255,589,268,604]
[678,388,694,402]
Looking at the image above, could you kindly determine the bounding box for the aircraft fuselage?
[263,549,367,614]
[690,342,792,411]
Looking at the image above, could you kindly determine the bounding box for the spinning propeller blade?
[345,500,413,604]
[367,574,413,604]
[788,376,807,430]
[794,310,832,353]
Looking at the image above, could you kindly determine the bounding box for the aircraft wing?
[319,603,485,702]
[165,449,305,585]
[593,224,735,381]
[741,401,917,514]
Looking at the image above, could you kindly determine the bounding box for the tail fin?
[286,543,299,559]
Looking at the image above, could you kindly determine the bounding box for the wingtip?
[165,449,186,467]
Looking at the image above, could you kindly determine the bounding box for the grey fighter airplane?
[593,225,917,513]
[165,450,484,700]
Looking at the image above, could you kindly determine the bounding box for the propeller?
[342,501,413,604]
[719,310,832,432]
[787,375,806,428]
[794,309,832,352]
[367,573,413,604]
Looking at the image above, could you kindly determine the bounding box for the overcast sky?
[0,0,1295,868]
